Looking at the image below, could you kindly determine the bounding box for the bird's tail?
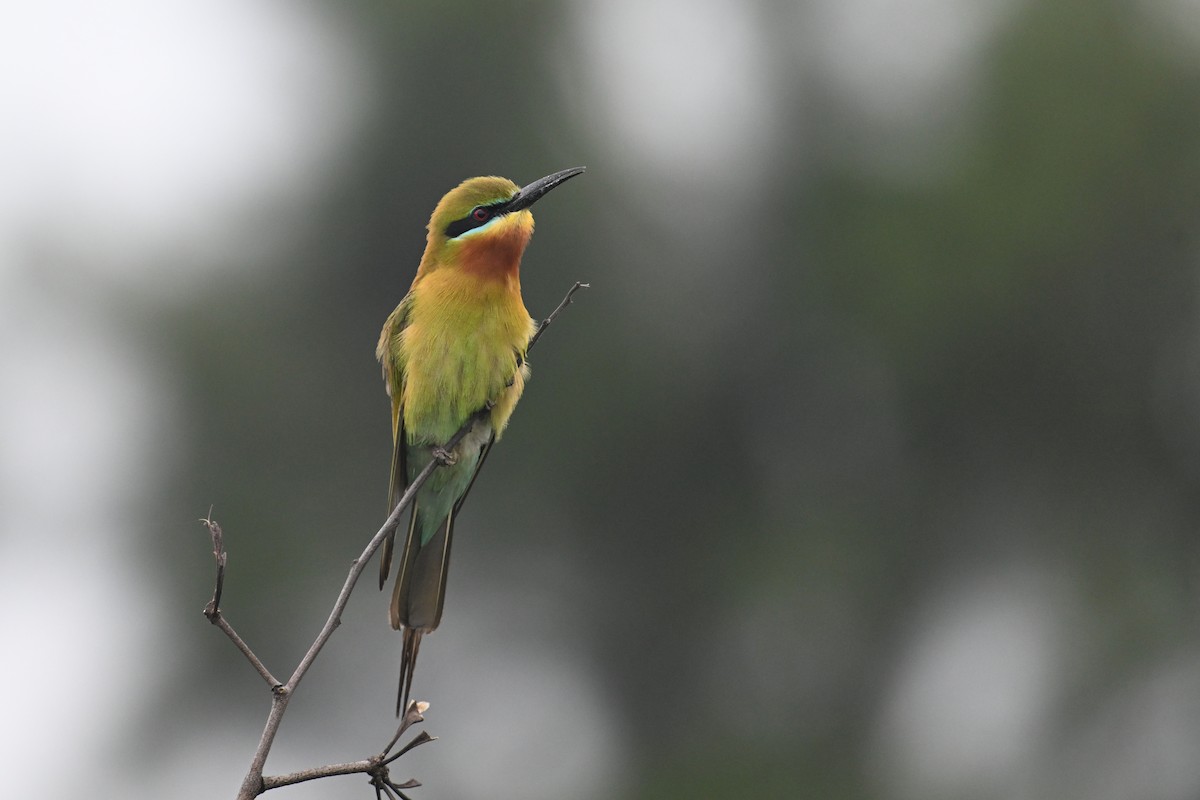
[398,627,422,716]
[390,505,455,715]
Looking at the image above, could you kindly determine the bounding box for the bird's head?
[417,167,585,281]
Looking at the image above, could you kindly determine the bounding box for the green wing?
[378,297,411,589]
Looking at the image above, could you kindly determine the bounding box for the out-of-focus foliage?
[4,1,1200,798]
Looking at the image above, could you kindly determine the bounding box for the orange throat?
[458,224,531,282]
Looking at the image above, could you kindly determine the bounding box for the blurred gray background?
[4,1,1200,798]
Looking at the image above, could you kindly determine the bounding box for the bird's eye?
[445,204,501,238]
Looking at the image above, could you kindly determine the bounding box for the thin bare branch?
[529,281,589,351]
[205,280,588,798]
[200,516,281,688]
[215,615,281,688]
[235,421,475,800]
[234,462,436,800]
[261,759,376,791]
[261,720,434,792]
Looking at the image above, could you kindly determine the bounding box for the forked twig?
[199,514,281,689]
[260,701,436,792]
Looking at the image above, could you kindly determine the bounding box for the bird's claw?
[432,446,457,466]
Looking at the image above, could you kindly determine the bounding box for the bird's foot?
[431,446,458,466]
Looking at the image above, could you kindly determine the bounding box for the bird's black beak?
[505,166,586,213]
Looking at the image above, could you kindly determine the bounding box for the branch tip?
[529,280,590,351]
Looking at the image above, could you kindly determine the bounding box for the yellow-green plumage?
[377,168,584,713]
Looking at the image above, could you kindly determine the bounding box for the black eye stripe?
[444,200,510,239]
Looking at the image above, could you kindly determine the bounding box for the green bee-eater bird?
[376,166,585,714]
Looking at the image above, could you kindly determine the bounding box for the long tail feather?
[389,506,455,714]
[385,433,485,715]
[398,628,422,716]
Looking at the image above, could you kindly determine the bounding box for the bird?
[376,166,585,715]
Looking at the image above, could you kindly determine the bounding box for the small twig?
[381,731,436,768]
[199,515,281,689]
[381,701,430,758]
[215,616,281,689]
[201,507,226,615]
[528,281,589,351]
